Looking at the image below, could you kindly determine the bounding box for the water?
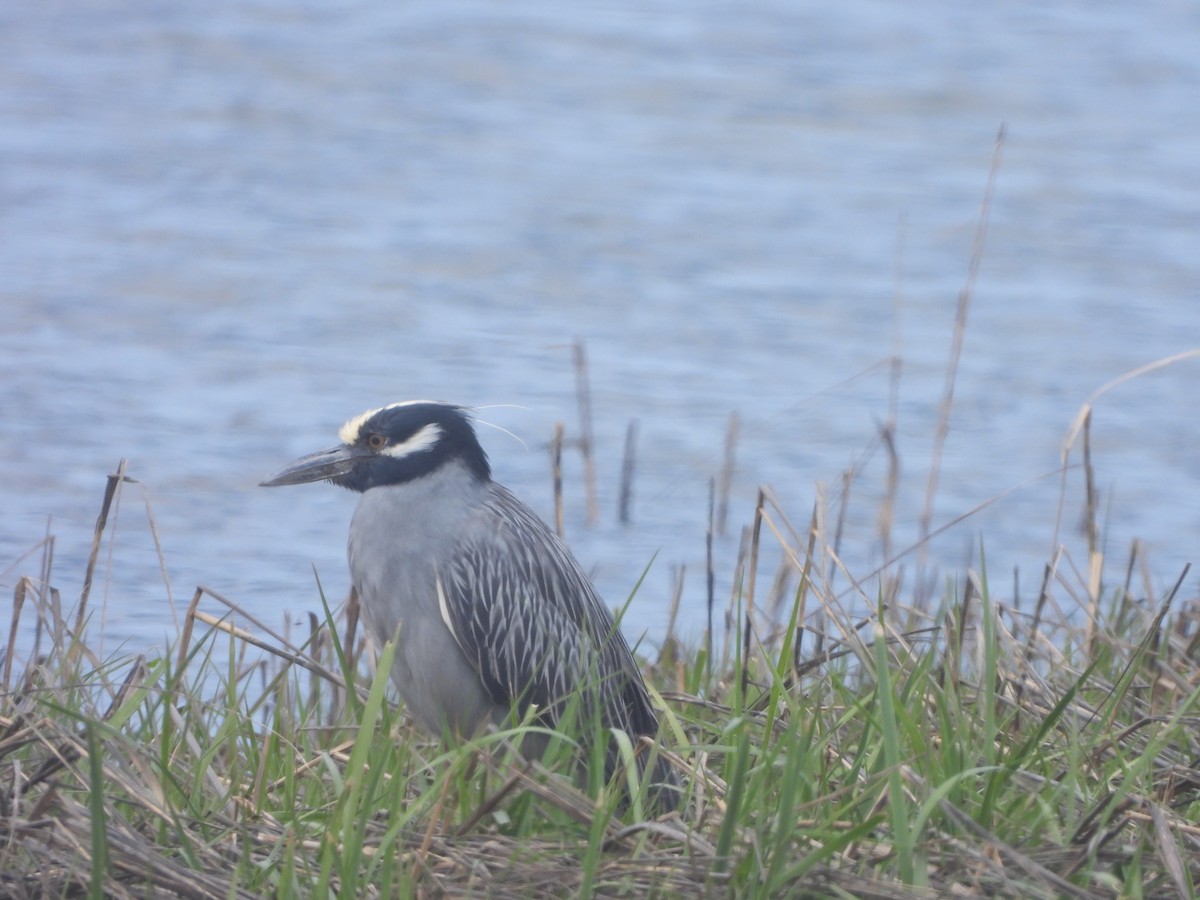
[3,0,1198,659]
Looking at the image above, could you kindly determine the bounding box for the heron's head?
[260,401,490,492]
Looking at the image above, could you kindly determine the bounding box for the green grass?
[3,454,1199,900]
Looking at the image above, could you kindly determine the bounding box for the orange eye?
[366,433,387,450]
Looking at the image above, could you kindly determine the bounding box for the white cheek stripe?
[380,423,443,459]
[338,400,447,444]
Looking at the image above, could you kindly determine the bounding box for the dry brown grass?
[2,456,1199,898]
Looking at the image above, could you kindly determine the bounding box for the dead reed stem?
[551,422,565,539]
[742,489,766,695]
[80,460,134,632]
[705,477,716,670]
[918,125,1006,580]
[571,338,598,525]
[716,412,740,537]
[618,419,638,524]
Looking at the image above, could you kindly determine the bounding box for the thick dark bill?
[260,445,361,487]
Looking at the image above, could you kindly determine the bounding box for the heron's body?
[262,401,679,810]
[347,461,502,735]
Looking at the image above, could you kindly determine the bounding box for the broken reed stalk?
[1022,549,1060,667]
[953,578,975,679]
[3,577,29,694]
[664,565,685,654]
[1053,347,1200,626]
[1119,540,1139,624]
[344,585,362,677]
[722,527,749,674]
[572,338,598,525]
[177,587,203,672]
[1082,409,1101,660]
[884,207,905,577]
[918,125,1005,583]
[791,500,820,674]
[139,482,177,631]
[38,522,55,657]
[807,484,828,659]
[551,422,565,539]
[706,477,716,671]
[765,557,792,625]
[832,466,852,562]
[618,419,638,525]
[742,489,766,696]
[80,459,134,632]
[878,418,900,569]
[716,412,739,537]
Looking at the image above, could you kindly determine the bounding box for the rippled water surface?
[3,0,1198,655]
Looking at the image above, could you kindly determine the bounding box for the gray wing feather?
[437,484,660,738]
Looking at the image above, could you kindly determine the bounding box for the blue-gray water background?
[3,1,1199,658]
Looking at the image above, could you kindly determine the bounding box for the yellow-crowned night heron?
[261,401,679,810]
